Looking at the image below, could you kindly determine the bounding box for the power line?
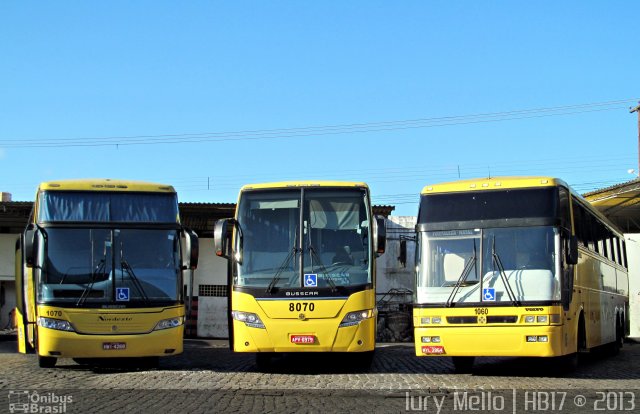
[1,98,637,148]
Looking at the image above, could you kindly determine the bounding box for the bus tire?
[451,356,474,373]
[556,316,584,374]
[139,357,160,369]
[38,355,57,368]
[608,317,624,356]
[557,352,578,374]
[353,350,375,372]
[255,353,273,371]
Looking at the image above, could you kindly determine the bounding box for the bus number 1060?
[289,302,315,312]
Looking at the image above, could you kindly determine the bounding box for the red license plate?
[422,345,445,354]
[291,335,316,344]
[103,342,126,350]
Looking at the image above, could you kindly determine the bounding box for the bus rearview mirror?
[374,216,386,257]
[567,235,578,265]
[23,227,37,268]
[182,228,199,270]
[214,219,232,259]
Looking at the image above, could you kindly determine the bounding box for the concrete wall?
[376,216,416,295]
[0,234,18,329]
[627,234,640,339]
[189,238,229,338]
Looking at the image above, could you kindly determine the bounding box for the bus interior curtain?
[309,199,359,230]
[39,192,178,222]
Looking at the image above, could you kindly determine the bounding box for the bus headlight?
[154,317,184,331]
[339,309,373,327]
[37,317,74,332]
[232,311,265,329]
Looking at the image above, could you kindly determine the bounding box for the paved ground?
[1,337,639,413]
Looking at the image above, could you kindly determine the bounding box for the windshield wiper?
[76,265,102,306]
[120,259,150,305]
[266,246,298,294]
[445,244,477,307]
[308,245,337,292]
[77,241,108,306]
[490,237,519,306]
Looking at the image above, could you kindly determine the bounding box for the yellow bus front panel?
[36,305,184,359]
[231,290,376,353]
[414,306,564,358]
[414,325,562,357]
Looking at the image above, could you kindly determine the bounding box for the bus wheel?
[255,353,273,371]
[353,350,375,372]
[451,357,474,373]
[608,319,624,356]
[139,357,160,369]
[38,355,57,368]
[556,352,578,374]
[555,319,583,374]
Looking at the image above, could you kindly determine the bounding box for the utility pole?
[631,101,640,174]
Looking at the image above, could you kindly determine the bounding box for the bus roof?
[420,176,569,195]
[37,179,176,193]
[240,181,369,191]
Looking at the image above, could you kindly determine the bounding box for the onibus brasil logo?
[8,390,73,413]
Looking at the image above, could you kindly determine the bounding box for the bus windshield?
[415,226,561,305]
[38,228,182,306]
[235,188,371,289]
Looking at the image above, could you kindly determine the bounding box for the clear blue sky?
[1,2,639,216]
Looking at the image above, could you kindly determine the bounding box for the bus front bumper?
[414,325,563,357]
[233,317,376,353]
[37,326,184,359]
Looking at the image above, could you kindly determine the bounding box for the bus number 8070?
[289,302,315,312]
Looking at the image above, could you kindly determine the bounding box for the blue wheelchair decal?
[116,287,130,302]
[304,274,318,287]
[482,287,496,302]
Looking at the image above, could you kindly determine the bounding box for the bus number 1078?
[289,302,315,312]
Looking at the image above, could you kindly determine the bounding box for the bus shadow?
[464,342,640,380]
[52,341,640,380]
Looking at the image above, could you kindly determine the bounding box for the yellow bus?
[214,181,386,369]
[15,179,199,368]
[413,177,628,372]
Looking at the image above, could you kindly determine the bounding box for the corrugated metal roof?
[583,178,640,233]
[582,177,640,198]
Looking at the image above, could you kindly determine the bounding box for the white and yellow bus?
[214,181,386,369]
[413,177,628,372]
[15,179,198,368]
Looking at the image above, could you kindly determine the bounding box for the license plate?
[291,335,316,344]
[103,342,126,350]
[422,345,445,354]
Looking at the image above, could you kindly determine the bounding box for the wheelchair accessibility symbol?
[482,287,496,302]
[304,274,317,287]
[116,287,130,302]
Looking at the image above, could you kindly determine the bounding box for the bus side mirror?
[214,218,232,259]
[23,226,37,268]
[567,235,578,265]
[398,239,407,267]
[182,228,199,270]
[373,216,386,257]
